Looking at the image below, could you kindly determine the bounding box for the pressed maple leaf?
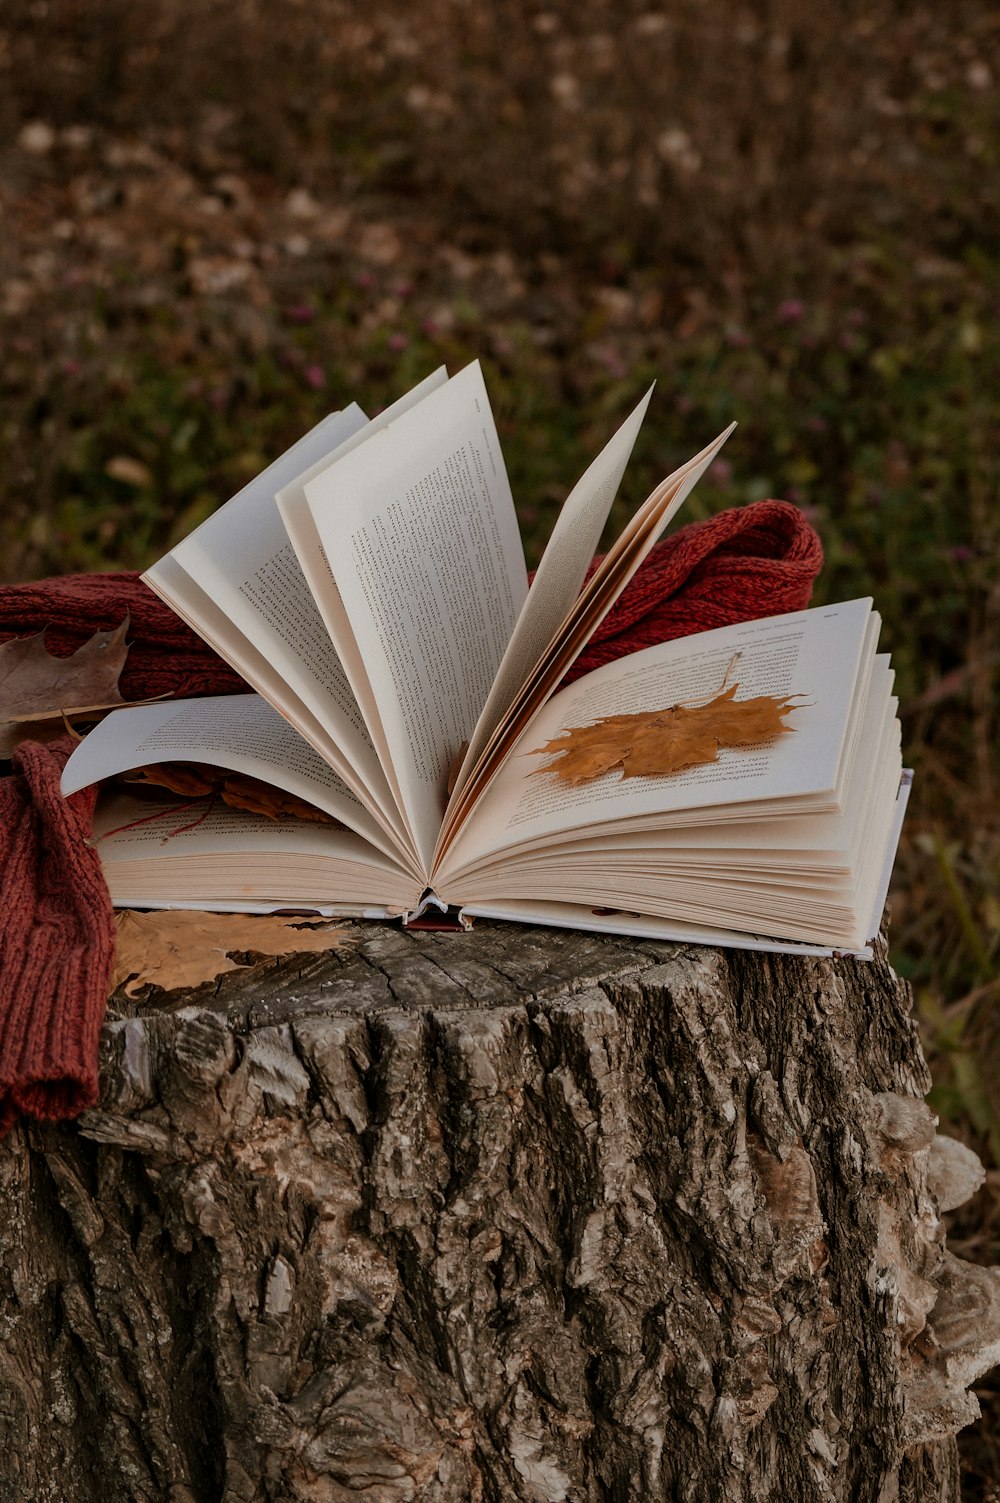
[112,909,353,995]
[123,761,342,825]
[0,619,131,756]
[531,683,802,786]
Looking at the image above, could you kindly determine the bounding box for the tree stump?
[2,921,998,1503]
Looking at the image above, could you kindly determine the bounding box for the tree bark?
[1,921,997,1502]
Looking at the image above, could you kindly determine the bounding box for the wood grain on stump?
[2,921,997,1502]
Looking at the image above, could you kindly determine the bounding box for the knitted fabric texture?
[0,574,244,1137]
[0,572,247,701]
[568,498,823,682]
[0,499,822,1131]
[0,737,115,1135]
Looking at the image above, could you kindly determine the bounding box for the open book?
[62,362,909,958]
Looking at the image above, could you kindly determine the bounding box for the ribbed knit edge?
[0,738,115,1137]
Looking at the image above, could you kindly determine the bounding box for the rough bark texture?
[1,921,997,1503]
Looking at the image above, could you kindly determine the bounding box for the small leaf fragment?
[0,620,131,756]
[531,683,802,786]
[112,909,353,996]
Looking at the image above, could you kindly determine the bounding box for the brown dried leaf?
[0,620,131,756]
[125,762,218,799]
[532,683,801,786]
[125,761,340,824]
[219,778,338,824]
[112,909,353,996]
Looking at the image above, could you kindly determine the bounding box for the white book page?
[456,900,862,958]
[145,406,380,758]
[277,367,449,540]
[436,424,735,861]
[454,704,907,957]
[277,367,450,849]
[304,360,528,870]
[863,769,912,942]
[455,385,654,791]
[140,558,410,855]
[435,600,873,881]
[445,656,892,874]
[444,667,895,882]
[93,795,419,913]
[442,695,901,947]
[61,694,416,872]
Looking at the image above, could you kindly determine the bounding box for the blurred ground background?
[1,0,999,1488]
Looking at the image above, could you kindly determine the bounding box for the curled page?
[302,361,528,872]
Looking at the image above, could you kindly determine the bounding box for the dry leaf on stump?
[112,909,353,996]
[0,620,131,756]
[531,683,802,786]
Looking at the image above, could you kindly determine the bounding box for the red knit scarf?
[0,499,821,1131]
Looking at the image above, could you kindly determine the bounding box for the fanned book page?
[298,361,529,869]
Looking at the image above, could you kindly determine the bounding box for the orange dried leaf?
[125,761,340,825]
[125,762,218,799]
[112,909,353,996]
[0,620,131,756]
[219,777,340,824]
[532,683,802,786]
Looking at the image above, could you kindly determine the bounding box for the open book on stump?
[62,362,909,957]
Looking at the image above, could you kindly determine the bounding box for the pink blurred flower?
[777,298,805,324]
[287,302,316,324]
[388,332,409,352]
[304,364,326,389]
[708,457,733,487]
